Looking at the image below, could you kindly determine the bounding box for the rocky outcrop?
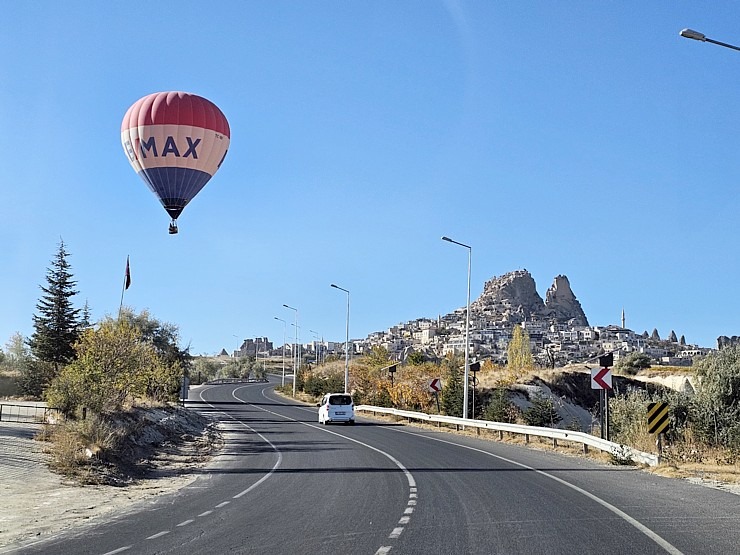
[717,336,740,350]
[470,270,588,326]
[544,275,589,326]
[471,270,545,323]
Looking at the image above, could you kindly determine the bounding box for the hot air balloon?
[121,92,230,234]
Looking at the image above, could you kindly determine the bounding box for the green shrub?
[46,321,180,416]
[483,388,518,423]
[303,372,344,398]
[615,352,651,376]
[18,360,56,399]
[522,394,561,427]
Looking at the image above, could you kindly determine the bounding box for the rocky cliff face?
[544,275,589,326]
[470,270,588,326]
[471,270,545,322]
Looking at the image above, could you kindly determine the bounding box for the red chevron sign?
[591,367,613,390]
[428,378,442,393]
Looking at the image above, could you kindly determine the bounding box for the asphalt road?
[11,379,740,554]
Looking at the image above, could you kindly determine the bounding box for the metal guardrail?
[355,405,659,467]
[204,378,269,385]
[0,403,61,424]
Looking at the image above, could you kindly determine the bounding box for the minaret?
[621,308,626,329]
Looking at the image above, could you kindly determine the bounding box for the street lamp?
[283,304,298,397]
[442,236,472,419]
[310,330,321,365]
[274,317,287,387]
[680,28,740,51]
[331,283,350,393]
[291,322,301,379]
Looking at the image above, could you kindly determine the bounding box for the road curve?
[11,379,740,554]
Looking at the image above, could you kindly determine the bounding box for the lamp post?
[274,317,287,387]
[254,341,259,379]
[680,28,740,51]
[231,335,237,359]
[331,283,350,393]
[442,236,472,419]
[310,330,321,365]
[291,322,301,380]
[283,304,298,397]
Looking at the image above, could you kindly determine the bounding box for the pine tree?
[28,240,81,369]
[80,300,92,329]
[522,394,562,427]
[440,356,464,417]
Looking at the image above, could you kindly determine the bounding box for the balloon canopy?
[121,91,230,233]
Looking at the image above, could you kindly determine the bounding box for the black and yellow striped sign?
[647,402,670,434]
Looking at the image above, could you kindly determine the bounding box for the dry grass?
[642,365,696,376]
[652,462,740,484]
[37,404,221,485]
[42,414,121,483]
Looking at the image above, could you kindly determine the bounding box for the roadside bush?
[522,394,561,427]
[192,357,220,384]
[483,388,519,423]
[614,352,651,376]
[217,357,252,380]
[609,389,653,449]
[0,373,18,397]
[303,372,344,397]
[46,320,180,416]
[46,414,121,482]
[691,345,740,449]
[18,359,56,398]
[610,387,694,456]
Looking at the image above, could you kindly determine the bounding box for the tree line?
[0,240,191,417]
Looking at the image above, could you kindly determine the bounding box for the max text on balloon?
[124,135,203,162]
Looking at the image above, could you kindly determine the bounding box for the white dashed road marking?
[253,386,419,554]
[101,547,131,555]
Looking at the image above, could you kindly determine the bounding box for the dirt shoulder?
[0,401,222,551]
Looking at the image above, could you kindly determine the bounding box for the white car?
[317,393,355,425]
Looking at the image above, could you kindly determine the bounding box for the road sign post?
[429,378,442,413]
[591,361,613,440]
[387,364,397,388]
[647,401,670,459]
[469,362,480,419]
[180,375,190,406]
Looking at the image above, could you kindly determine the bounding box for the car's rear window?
[329,395,352,406]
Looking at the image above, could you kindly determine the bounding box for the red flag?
[125,256,131,290]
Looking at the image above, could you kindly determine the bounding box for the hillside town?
[231,270,712,368]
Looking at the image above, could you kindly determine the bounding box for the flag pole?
[118,255,130,319]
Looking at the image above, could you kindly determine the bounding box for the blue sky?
[2,1,739,355]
